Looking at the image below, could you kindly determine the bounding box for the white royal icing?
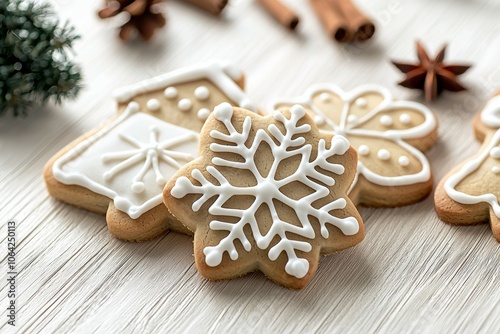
[445,129,500,218]
[53,103,199,219]
[113,63,256,112]
[492,166,500,174]
[164,87,178,99]
[314,114,326,126]
[480,96,500,128]
[490,147,500,159]
[358,145,370,156]
[271,84,436,189]
[355,98,368,108]
[146,98,160,111]
[398,155,410,167]
[178,98,192,111]
[194,86,210,101]
[377,149,391,160]
[171,103,359,279]
[197,108,211,121]
[319,92,331,102]
[347,115,358,123]
[399,113,412,125]
[380,115,393,127]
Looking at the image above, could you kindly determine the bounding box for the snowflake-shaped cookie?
[164,103,363,289]
[272,84,438,207]
[436,95,500,241]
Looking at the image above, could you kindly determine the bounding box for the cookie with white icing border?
[113,63,256,131]
[272,84,438,207]
[164,103,364,289]
[435,93,500,241]
[44,63,256,242]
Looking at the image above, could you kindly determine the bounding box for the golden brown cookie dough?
[44,63,255,242]
[435,93,500,241]
[164,103,364,289]
[272,84,438,208]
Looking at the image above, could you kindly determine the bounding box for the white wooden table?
[2,0,500,332]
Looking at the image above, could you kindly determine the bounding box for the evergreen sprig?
[0,0,82,117]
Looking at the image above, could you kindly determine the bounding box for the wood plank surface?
[1,0,499,333]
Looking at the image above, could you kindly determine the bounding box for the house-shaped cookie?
[44,63,256,241]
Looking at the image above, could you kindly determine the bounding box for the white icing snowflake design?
[102,125,197,194]
[171,103,359,279]
[53,103,198,219]
[272,84,437,190]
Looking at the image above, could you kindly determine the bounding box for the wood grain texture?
[1,0,500,332]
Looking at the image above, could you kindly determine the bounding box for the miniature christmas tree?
[0,0,82,117]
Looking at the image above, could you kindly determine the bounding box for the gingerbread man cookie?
[272,84,438,207]
[164,103,364,289]
[44,63,256,241]
[435,94,500,241]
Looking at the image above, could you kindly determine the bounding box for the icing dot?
[131,181,145,193]
[197,108,211,121]
[314,115,326,125]
[347,115,358,123]
[380,115,393,127]
[398,155,410,167]
[358,145,370,156]
[146,98,160,111]
[399,113,412,124]
[377,149,391,160]
[204,249,222,267]
[194,86,210,101]
[490,147,500,159]
[285,258,309,279]
[214,103,233,120]
[164,87,177,99]
[355,98,368,108]
[492,166,500,174]
[128,101,140,112]
[319,93,331,102]
[178,98,192,111]
[290,105,306,117]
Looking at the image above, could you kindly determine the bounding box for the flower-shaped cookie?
[272,84,438,207]
[435,94,500,241]
[164,103,364,289]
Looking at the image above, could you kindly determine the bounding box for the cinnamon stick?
[326,0,375,42]
[181,0,228,16]
[310,0,351,43]
[258,0,300,30]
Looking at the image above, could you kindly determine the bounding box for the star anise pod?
[98,0,166,41]
[392,41,471,101]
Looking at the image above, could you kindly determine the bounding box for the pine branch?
[0,0,82,117]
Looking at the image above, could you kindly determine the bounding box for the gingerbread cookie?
[164,103,364,289]
[44,63,256,242]
[272,84,438,207]
[435,94,500,241]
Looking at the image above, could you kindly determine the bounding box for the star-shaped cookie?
[164,103,364,289]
